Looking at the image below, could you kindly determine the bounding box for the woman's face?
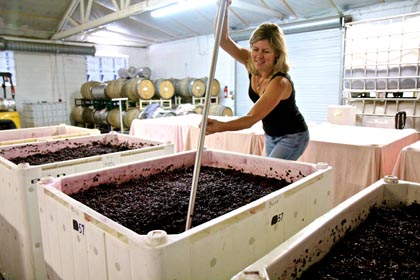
[251,39,276,72]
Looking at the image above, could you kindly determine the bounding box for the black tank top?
[248,72,308,136]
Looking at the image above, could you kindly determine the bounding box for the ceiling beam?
[80,0,85,23]
[85,0,94,23]
[66,16,80,27]
[56,0,80,31]
[94,2,178,42]
[328,0,344,16]
[232,1,283,18]
[230,8,249,27]
[281,0,298,18]
[51,0,175,40]
[111,0,120,11]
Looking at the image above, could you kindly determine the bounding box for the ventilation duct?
[231,16,350,41]
[0,37,96,56]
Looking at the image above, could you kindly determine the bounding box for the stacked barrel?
[72,77,156,130]
[172,77,220,102]
[72,76,228,131]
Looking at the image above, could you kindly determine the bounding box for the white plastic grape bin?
[0,123,100,147]
[231,176,420,280]
[0,132,174,280]
[37,149,333,280]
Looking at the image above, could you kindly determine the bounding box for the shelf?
[343,13,420,131]
[355,113,420,118]
[346,98,419,101]
[174,96,219,106]
[138,98,172,110]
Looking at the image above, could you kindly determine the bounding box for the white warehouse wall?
[11,45,148,124]
[13,53,86,120]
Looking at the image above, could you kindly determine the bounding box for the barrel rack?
[174,96,219,106]
[74,76,227,132]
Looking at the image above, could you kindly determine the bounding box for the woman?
[202,1,309,160]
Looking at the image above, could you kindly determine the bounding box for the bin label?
[73,219,85,235]
[271,212,284,226]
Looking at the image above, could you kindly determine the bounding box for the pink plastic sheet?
[299,123,419,205]
[392,140,420,183]
[129,114,265,154]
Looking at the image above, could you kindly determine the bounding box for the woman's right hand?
[200,118,220,135]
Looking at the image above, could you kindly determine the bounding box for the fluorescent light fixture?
[151,0,216,18]
[86,30,145,47]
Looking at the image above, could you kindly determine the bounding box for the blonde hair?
[247,23,290,75]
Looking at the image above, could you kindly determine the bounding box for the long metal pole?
[185,0,228,231]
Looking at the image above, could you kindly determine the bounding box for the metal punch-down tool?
[186,0,229,231]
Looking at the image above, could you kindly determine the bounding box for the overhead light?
[151,0,216,18]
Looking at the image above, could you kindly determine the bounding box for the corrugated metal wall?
[288,28,343,123]
[234,28,343,124]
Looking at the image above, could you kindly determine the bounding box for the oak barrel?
[71,106,85,123]
[154,78,175,99]
[201,77,221,97]
[174,77,205,98]
[134,67,152,79]
[91,83,108,100]
[107,108,122,128]
[81,107,95,123]
[123,108,141,128]
[194,105,203,114]
[122,78,155,101]
[80,81,100,100]
[93,108,108,125]
[209,104,233,116]
[106,78,126,99]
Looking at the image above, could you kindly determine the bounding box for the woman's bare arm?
[215,3,249,65]
[203,76,292,134]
